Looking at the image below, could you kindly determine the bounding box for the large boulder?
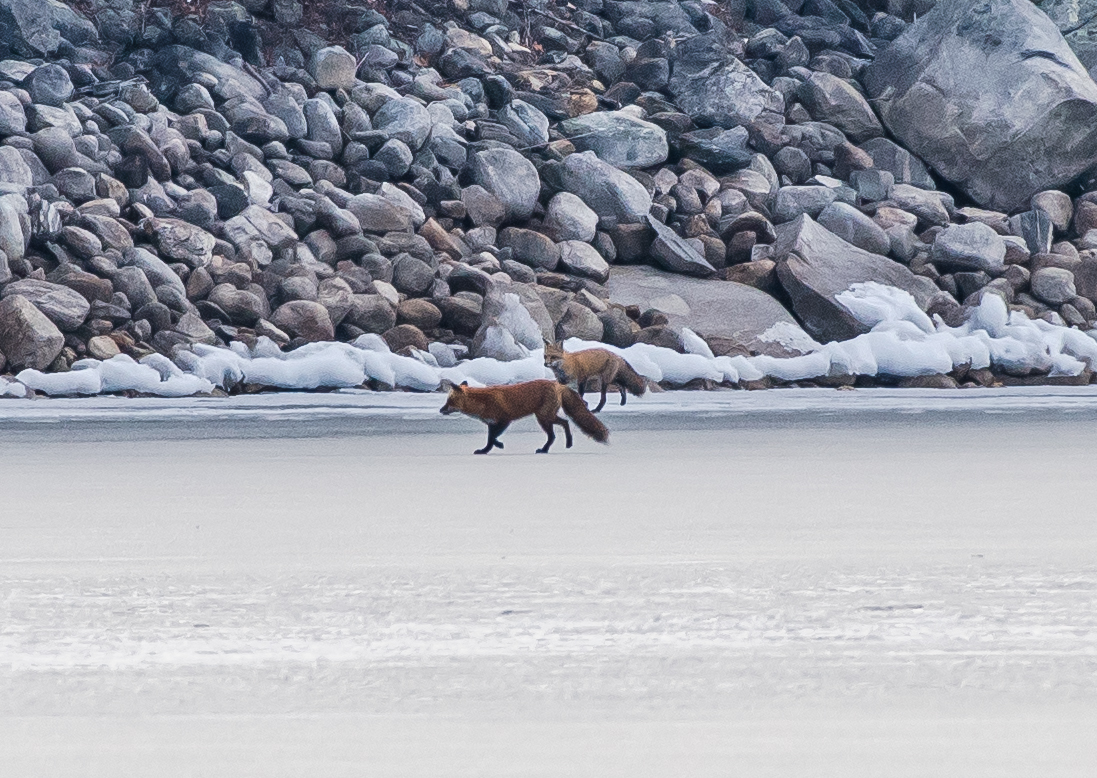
[557,109,669,168]
[668,32,785,129]
[865,0,1097,212]
[773,215,940,343]
[606,265,812,358]
[558,151,652,226]
[1,279,90,331]
[0,294,64,370]
[470,148,540,223]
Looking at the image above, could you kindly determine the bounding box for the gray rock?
[499,227,560,270]
[346,294,397,334]
[556,301,604,342]
[461,185,506,228]
[544,192,598,243]
[558,240,610,282]
[0,147,33,188]
[391,255,435,295]
[498,99,549,147]
[173,312,218,345]
[1031,189,1073,232]
[0,193,27,263]
[1,279,90,331]
[177,83,215,113]
[223,205,299,251]
[373,98,432,150]
[303,98,343,155]
[209,284,268,326]
[607,265,811,358]
[470,148,540,223]
[0,294,64,370]
[865,0,1097,212]
[858,138,935,190]
[0,91,26,135]
[347,194,413,233]
[647,217,716,277]
[374,139,413,178]
[817,202,891,256]
[271,300,335,342]
[798,72,883,143]
[1031,266,1077,305]
[668,32,784,129]
[774,215,940,343]
[888,184,950,227]
[931,222,1007,272]
[773,186,840,224]
[677,126,752,174]
[850,169,895,203]
[52,167,96,203]
[310,46,357,91]
[155,46,267,103]
[558,109,669,168]
[436,295,483,335]
[147,218,215,268]
[317,277,355,327]
[110,266,157,310]
[22,64,73,107]
[559,151,652,226]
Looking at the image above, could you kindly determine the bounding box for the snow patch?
[7,284,1097,397]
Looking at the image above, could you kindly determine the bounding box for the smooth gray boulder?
[930,222,1007,272]
[558,241,610,282]
[470,148,540,223]
[372,98,432,150]
[309,46,357,91]
[1031,266,1077,304]
[606,265,812,358]
[798,72,883,142]
[559,151,651,226]
[557,109,669,168]
[1,279,89,331]
[865,0,1097,212]
[773,215,939,342]
[818,202,891,256]
[544,192,598,243]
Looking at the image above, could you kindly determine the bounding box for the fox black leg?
[619,383,627,406]
[556,416,573,448]
[476,422,508,454]
[536,419,556,453]
[594,385,608,413]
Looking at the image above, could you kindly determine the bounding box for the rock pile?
[1,0,1097,387]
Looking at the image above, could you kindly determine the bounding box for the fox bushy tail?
[560,387,610,443]
[615,360,647,397]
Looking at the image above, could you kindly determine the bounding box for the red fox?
[543,343,647,412]
[440,379,609,454]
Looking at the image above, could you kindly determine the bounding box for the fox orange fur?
[440,379,609,454]
[543,343,647,412]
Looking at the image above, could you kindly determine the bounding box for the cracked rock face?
[866,0,1097,212]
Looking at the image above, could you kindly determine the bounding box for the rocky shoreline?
[2,0,1097,398]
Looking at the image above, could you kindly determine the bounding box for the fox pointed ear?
[439,379,455,392]
[460,380,468,387]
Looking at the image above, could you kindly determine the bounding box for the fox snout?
[440,404,456,414]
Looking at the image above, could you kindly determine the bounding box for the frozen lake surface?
[1,388,1095,776]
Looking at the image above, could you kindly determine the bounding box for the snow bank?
[7,283,1097,397]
